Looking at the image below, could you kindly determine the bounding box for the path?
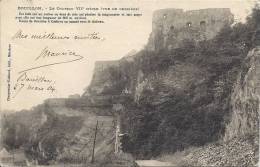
[135,160,175,167]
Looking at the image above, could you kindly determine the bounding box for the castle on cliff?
[85,8,235,96]
[146,8,234,51]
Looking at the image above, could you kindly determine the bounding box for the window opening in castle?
[170,25,174,30]
[200,21,206,26]
[163,14,167,19]
[187,22,192,27]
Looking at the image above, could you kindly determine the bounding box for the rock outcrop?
[224,47,260,141]
[175,47,260,167]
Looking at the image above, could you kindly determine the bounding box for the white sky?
[0,0,257,111]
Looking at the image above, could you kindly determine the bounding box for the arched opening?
[163,14,167,19]
[170,25,174,30]
[200,21,206,26]
[186,22,192,27]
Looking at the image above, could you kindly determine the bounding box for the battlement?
[147,8,234,51]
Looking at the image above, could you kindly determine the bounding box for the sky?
[0,0,257,111]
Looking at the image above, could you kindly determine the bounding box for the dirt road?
[135,160,175,167]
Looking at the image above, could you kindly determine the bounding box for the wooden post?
[115,114,121,153]
[12,151,15,164]
[91,120,98,163]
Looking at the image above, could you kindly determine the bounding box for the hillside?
[1,97,118,165]
[85,6,260,165]
[158,47,260,166]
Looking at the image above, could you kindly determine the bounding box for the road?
[135,160,175,167]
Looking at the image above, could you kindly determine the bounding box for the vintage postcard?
[0,0,259,166]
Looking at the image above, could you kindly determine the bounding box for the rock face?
[177,47,260,167]
[81,8,259,163]
[1,100,117,165]
[146,8,234,51]
[224,47,260,141]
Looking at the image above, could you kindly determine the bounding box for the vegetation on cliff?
[1,103,85,164]
[120,5,259,159]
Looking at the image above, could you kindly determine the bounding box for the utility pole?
[12,150,15,164]
[91,120,98,163]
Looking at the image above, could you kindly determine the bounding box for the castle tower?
[146,8,234,51]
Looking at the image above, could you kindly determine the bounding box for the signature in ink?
[19,46,84,74]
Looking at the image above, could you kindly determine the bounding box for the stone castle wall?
[85,61,119,95]
[146,8,234,51]
[94,61,119,73]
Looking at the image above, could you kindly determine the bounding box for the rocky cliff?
[1,100,116,165]
[224,47,260,141]
[82,7,259,164]
[169,47,259,167]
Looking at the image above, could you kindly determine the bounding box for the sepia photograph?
[0,0,259,166]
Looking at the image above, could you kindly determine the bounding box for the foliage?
[1,104,84,165]
[121,6,260,159]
